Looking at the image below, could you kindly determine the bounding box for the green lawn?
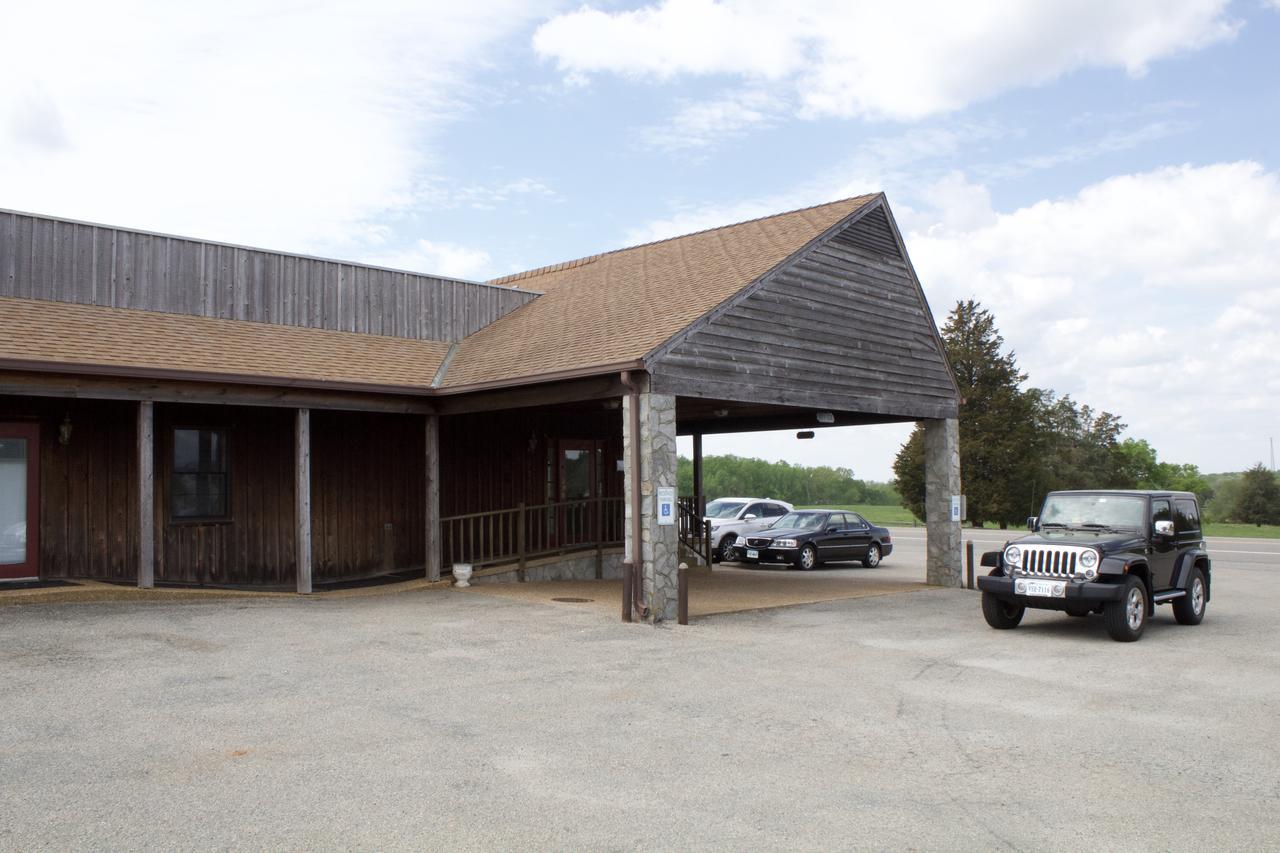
[802,505,1280,539]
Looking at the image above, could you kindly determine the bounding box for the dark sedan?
[729,509,892,570]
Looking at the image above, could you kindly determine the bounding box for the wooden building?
[0,196,962,619]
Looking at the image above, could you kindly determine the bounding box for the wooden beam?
[678,411,916,437]
[424,414,441,582]
[692,433,704,517]
[137,401,155,589]
[0,370,433,414]
[434,375,628,415]
[295,408,312,595]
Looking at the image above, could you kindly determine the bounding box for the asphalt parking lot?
[1,533,1278,850]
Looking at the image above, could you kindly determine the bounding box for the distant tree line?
[1204,465,1280,525]
[677,455,900,507]
[894,300,1215,528]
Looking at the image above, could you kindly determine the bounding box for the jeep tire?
[982,573,1025,629]
[1106,576,1148,642]
[1172,566,1207,626]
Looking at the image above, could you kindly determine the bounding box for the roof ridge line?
[488,194,878,287]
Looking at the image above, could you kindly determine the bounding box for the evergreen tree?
[1234,463,1280,526]
[894,300,1039,527]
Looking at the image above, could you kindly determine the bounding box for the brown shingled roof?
[0,297,451,391]
[440,195,879,388]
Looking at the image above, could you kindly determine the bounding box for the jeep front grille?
[1018,545,1086,578]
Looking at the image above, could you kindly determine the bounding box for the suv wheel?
[1105,577,1148,642]
[715,535,735,563]
[862,543,881,568]
[981,573,1024,629]
[797,544,818,571]
[1172,567,1207,626]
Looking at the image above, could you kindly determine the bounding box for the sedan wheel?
[797,544,818,571]
[862,543,881,568]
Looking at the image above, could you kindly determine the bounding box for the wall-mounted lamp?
[816,411,835,424]
[527,432,539,452]
[602,399,621,410]
[58,413,74,446]
[713,408,729,418]
[796,430,815,440]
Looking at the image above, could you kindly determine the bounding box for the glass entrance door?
[558,440,598,548]
[0,423,39,580]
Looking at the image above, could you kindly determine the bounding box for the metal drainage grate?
[551,597,594,603]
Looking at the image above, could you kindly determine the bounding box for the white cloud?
[907,162,1280,473]
[637,89,781,153]
[534,0,1238,121]
[369,239,495,280]
[1,1,554,255]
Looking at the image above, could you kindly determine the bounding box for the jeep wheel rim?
[1126,587,1144,631]
[1192,578,1204,615]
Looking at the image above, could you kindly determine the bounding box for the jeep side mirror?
[1026,516,1039,531]
[744,514,757,520]
[1154,520,1174,537]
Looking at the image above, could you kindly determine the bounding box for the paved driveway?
[1,543,1277,850]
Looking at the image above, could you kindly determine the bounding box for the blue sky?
[4,0,1278,480]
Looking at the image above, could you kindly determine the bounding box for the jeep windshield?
[705,500,747,519]
[1039,494,1144,532]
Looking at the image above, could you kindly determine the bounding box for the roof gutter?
[620,369,649,621]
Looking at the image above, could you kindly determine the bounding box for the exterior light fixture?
[713,408,729,418]
[59,413,73,446]
[816,411,835,424]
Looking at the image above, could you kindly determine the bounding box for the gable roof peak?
[489,193,881,288]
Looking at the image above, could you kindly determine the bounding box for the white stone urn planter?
[452,563,473,587]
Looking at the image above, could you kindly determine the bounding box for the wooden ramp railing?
[441,496,624,576]
[677,496,713,566]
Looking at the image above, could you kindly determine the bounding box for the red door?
[0,423,40,581]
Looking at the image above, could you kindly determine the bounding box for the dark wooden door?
[0,423,40,581]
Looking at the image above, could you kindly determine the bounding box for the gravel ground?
[1,540,1277,851]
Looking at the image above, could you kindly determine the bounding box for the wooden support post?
[295,408,312,595]
[594,497,604,579]
[424,414,441,582]
[677,564,689,626]
[517,501,527,582]
[137,401,154,589]
[692,433,704,517]
[622,562,633,623]
[966,540,975,590]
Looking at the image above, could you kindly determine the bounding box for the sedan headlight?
[772,539,798,548]
[1003,545,1022,568]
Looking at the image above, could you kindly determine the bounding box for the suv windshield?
[706,500,746,519]
[774,511,826,530]
[1039,494,1145,530]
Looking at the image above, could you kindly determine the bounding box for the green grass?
[802,505,1280,539]
[798,504,922,525]
[1202,522,1280,539]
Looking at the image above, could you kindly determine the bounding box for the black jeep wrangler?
[977,490,1210,642]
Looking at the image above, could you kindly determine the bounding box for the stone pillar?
[924,417,963,587]
[623,388,680,622]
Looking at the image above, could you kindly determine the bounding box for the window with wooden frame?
[171,428,229,520]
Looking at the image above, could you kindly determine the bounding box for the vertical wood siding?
[650,204,959,419]
[310,410,425,581]
[0,210,538,343]
[0,396,139,581]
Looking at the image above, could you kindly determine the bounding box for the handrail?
[677,496,712,566]
[440,496,625,573]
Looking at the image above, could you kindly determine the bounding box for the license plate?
[1023,579,1064,598]
[746,549,759,559]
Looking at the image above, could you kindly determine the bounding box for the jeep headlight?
[773,539,797,548]
[1079,549,1098,572]
[1003,545,1022,569]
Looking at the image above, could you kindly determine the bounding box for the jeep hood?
[1009,530,1146,553]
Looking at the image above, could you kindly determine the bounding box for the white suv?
[705,497,793,561]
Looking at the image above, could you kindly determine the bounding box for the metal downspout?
[620,370,648,619]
